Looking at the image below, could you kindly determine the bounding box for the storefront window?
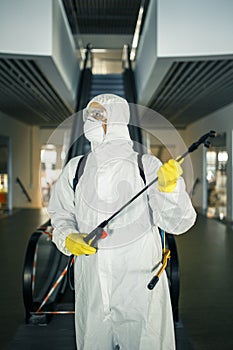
[206,133,227,220]
[40,144,63,207]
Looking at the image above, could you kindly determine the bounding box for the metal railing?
[16,177,31,202]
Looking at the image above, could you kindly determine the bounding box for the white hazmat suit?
[48,94,196,350]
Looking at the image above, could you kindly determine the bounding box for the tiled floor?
[0,209,233,349]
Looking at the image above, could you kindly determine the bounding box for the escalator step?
[89,73,125,99]
[89,92,125,99]
[92,74,123,79]
[90,88,125,94]
[91,82,124,87]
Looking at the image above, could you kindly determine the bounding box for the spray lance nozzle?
[203,130,217,148]
[204,140,211,148]
[187,130,217,154]
[175,130,217,163]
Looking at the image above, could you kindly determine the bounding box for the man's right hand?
[65,233,97,256]
[157,159,183,192]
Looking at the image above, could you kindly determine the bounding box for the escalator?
[13,45,184,349]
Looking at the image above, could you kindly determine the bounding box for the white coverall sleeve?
[48,157,81,256]
[143,154,197,234]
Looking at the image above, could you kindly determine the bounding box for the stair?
[89,74,125,99]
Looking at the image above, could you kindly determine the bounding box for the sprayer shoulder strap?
[138,154,165,247]
[69,153,88,292]
[137,153,146,185]
[72,154,88,191]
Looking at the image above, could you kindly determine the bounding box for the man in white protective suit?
[48,93,196,350]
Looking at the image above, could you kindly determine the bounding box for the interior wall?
[185,102,233,221]
[0,111,41,208]
[52,0,80,102]
[134,0,160,103]
[0,0,52,55]
[157,0,233,58]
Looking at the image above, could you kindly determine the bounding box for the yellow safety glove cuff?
[65,233,96,256]
[157,159,183,193]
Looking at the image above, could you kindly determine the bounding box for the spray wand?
[83,130,217,248]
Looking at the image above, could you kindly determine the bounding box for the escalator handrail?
[166,233,180,323]
[32,240,64,305]
[76,43,93,111]
[65,45,93,162]
[22,224,66,320]
[23,230,43,319]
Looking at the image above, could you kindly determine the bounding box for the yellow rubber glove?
[65,233,96,256]
[157,159,183,192]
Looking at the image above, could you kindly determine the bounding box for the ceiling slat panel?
[62,0,141,35]
[161,61,215,112]
[0,58,72,125]
[170,61,233,121]
[154,62,189,110]
[150,59,233,127]
[170,61,229,113]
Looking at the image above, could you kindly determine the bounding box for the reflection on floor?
[0,208,49,350]
[0,209,233,350]
[176,213,233,350]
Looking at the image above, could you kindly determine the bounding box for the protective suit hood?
[84,94,132,149]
